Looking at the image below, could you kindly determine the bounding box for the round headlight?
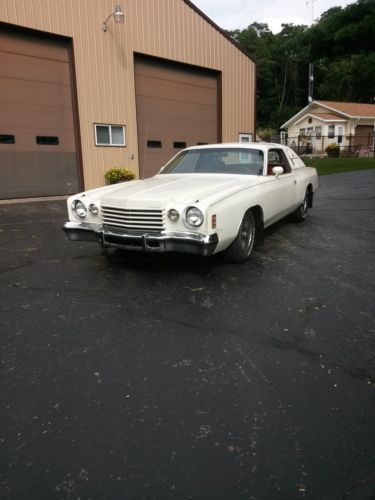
[72,200,87,219]
[89,203,99,216]
[168,208,180,222]
[185,207,204,227]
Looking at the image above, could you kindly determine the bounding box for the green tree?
[316,54,375,102]
[230,22,308,127]
[230,0,375,129]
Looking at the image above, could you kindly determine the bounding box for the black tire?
[290,189,309,223]
[222,211,256,263]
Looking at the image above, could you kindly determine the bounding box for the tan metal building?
[0,0,256,199]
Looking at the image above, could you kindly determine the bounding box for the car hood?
[100,174,263,208]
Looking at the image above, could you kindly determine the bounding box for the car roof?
[185,142,288,152]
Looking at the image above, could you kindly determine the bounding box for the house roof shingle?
[316,101,375,117]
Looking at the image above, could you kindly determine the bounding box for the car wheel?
[290,189,309,223]
[222,211,256,263]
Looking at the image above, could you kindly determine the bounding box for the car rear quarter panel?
[294,166,318,199]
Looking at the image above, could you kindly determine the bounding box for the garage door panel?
[136,97,217,123]
[0,102,74,132]
[0,51,70,85]
[136,75,217,105]
[0,32,69,62]
[0,127,76,152]
[137,122,217,145]
[354,125,374,148]
[136,61,218,88]
[0,152,78,198]
[0,76,72,108]
[140,153,171,178]
[138,119,217,134]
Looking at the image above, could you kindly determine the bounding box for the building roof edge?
[183,0,256,64]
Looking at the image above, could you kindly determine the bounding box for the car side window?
[267,149,292,175]
[279,151,292,173]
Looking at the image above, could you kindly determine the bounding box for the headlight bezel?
[167,208,180,222]
[184,206,204,228]
[89,203,99,216]
[72,199,87,219]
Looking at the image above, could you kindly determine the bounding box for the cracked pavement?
[0,170,374,499]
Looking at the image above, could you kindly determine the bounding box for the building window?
[315,126,322,139]
[147,140,162,148]
[299,128,306,138]
[36,136,59,145]
[328,125,335,139]
[337,126,343,144]
[239,133,253,143]
[306,127,313,137]
[94,124,126,146]
[173,141,187,149]
[0,134,15,144]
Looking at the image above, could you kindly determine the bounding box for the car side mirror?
[272,166,284,177]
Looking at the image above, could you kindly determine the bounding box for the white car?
[63,143,318,263]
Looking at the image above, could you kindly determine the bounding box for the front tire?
[222,211,256,263]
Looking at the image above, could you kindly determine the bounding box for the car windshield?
[160,147,264,175]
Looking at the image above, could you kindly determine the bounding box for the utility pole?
[306,0,317,105]
[306,0,318,24]
[308,63,314,104]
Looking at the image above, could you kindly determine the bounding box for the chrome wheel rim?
[302,195,308,218]
[240,217,254,254]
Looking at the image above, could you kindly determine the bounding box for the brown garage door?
[354,125,374,149]
[135,55,220,178]
[0,26,80,199]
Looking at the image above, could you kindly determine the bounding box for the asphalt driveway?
[0,170,374,500]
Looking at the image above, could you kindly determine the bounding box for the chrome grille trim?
[101,206,165,231]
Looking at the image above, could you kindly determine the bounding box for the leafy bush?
[325,143,340,154]
[257,127,277,142]
[104,168,135,184]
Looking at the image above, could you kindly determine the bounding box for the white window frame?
[306,127,313,137]
[328,125,335,139]
[337,126,344,144]
[238,133,253,143]
[94,124,126,147]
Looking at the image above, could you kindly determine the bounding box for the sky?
[192,0,354,33]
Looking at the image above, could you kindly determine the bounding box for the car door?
[263,148,298,224]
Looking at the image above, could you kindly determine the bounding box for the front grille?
[101,206,165,232]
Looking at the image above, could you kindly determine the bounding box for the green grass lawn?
[303,156,375,176]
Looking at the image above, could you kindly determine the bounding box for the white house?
[281,100,375,154]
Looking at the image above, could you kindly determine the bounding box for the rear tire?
[222,211,256,263]
[290,189,309,223]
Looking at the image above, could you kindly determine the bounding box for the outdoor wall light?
[102,4,125,32]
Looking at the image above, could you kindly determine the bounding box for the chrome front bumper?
[63,222,218,257]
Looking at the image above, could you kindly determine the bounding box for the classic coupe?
[63,143,318,263]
